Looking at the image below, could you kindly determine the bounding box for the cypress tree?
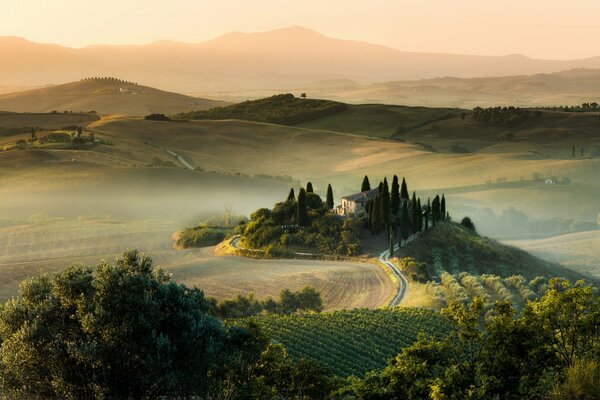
[368,200,375,233]
[361,175,371,192]
[399,201,411,247]
[432,195,440,225]
[411,192,418,233]
[287,188,295,202]
[326,184,334,209]
[400,177,409,200]
[391,175,400,216]
[389,229,394,257]
[378,181,384,193]
[425,198,431,231]
[306,182,314,193]
[373,195,382,234]
[381,178,390,232]
[417,198,423,232]
[441,194,446,221]
[297,188,308,227]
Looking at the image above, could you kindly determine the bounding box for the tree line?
[210,287,323,319]
[471,106,541,128]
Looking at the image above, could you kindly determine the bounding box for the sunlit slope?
[0,79,226,115]
[507,230,600,278]
[398,223,594,282]
[0,112,99,130]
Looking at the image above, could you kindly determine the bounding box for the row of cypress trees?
[362,175,447,254]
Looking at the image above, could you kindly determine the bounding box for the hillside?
[398,223,590,282]
[173,93,347,125]
[507,230,600,278]
[0,78,226,115]
[3,28,600,100]
[304,68,600,108]
[241,308,449,377]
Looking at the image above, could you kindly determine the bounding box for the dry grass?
[507,230,600,278]
[0,219,395,310]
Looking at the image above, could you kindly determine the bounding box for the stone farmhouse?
[335,188,379,216]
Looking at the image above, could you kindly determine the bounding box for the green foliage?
[214,287,323,319]
[243,191,362,256]
[144,113,171,121]
[177,225,228,248]
[345,280,599,400]
[0,250,225,399]
[326,184,334,209]
[173,93,348,125]
[361,175,371,192]
[245,308,449,377]
[472,106,539,128]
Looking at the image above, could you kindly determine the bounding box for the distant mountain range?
[3,26,600,98]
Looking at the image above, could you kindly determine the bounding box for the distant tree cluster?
[471,106,541,127]
[211,286,323,319]
[535,102,599,112]
[81,77,138,85]
[242,182,361,255]
[144,113,171,121]
[172,93,348,125]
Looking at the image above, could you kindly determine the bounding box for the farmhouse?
[335,188,379,216]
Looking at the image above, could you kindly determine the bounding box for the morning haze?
[0,2,598,399]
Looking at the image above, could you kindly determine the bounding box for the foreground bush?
[0,250,224,399]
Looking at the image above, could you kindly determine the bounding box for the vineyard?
[241,308,449,377]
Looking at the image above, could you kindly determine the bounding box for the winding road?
[379,246,409,306]
[229,236,409,307]
[164,149,195,170]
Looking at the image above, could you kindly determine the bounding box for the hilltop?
[0,78,226,115]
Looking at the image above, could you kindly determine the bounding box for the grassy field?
[507,230,600,278]
[0,218,395,309]
[241,308,449,377]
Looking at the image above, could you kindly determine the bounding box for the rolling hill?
[0,78,226,115]
[305,68,600,108]
[3,28,600,100]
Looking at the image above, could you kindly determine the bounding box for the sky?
[2,0,600,59]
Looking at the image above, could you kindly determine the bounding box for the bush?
[460,217,476,231]
[177,226,227,248]
[144,113,171,121]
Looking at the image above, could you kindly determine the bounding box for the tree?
[300,93,307,98]
[326,184,334,209]
[391,175,400,216]
[296,188,309,227]
[287,188,296,202]
[0,250,225,399]
[389,229,395,257]
[399,202,411,247]
[306,182,314,193]
[381,178,391,233]
[461,216,476,231]
[361,175,371,192]
[432,195,440,225]
[440,194,446,222]
[400,177,409,200]
[410,192,418,234]
[416,198,423,232]
[30,127,36,140]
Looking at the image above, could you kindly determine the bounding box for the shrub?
[144,113,171,121]
[177,226,226,248]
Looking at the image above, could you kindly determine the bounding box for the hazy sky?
[2,0,600,59]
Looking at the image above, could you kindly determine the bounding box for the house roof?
[341,188,379,203]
